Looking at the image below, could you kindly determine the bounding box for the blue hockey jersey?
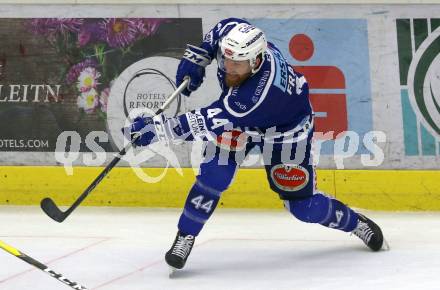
[168,18,313,145]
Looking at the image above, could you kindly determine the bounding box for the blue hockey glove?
[124,116,158,147]
[176,44,211,96]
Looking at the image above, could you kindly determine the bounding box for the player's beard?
[225,72,251,88]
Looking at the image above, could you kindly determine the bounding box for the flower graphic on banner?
[77,88,99,113]
[27,18,84,40]
[66,58,98,85]
[100,18,139,48]
[77,67,100,93]
[27,18,169,118]
[99,87,110,113]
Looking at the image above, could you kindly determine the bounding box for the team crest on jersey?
[270,164,309,191]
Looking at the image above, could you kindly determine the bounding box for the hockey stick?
[0,239,88,289]
[41,79,189,223]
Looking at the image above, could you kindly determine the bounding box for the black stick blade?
[40,198,67,223]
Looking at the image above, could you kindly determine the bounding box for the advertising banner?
[0,18,202,153]
[252,18,372,155]
[397,18,440,156]
[0,5,439,170]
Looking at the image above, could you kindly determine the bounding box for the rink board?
[0,166,439,211]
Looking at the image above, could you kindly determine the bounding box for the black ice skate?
[352,214,389,251]
[165,231,195,273]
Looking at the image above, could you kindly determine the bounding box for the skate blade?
[381,239,390,251]
[168,266,178,278]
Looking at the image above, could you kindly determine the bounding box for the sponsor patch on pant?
[270,164,309,191]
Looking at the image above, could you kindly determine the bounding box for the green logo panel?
[397,18,440,156]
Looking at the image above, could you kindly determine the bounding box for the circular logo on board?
[106,56,184,182]
[107,56,182,151]
[407,29,440,137]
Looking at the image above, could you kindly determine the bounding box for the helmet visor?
[217,50,252,76]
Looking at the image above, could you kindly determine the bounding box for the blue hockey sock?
[285,192,359,232]
[178,179,221,236]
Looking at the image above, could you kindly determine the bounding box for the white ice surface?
[0,206,439,290]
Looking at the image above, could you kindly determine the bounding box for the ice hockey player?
[126,18,388,272]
